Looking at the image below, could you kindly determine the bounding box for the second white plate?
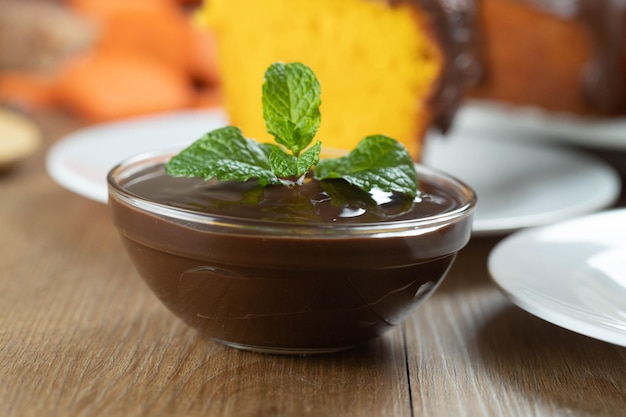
[46,109,621,235]
[489,208,626,347]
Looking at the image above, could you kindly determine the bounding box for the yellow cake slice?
[195,0,467,160]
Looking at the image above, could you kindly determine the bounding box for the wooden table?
[2,110,626,417]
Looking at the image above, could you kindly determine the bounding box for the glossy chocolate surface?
[123,169,463,224]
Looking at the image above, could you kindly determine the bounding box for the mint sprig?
[314,135,418,197]
[166,126,279,186]
[166,62,419,198]
[262,62,321,156]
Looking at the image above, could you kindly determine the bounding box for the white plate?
[422,131,620,235]
[46,109,621,235]
[488,209,626,347]
[455,100,626,150]
[46,109,228,202]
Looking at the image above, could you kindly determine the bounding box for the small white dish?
[0,109,40,170]
[489,208,626,347]
[46,108,620,235]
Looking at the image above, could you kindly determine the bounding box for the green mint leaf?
[262,62,321,156]
[259,142,283,160]
[314,135,418,198]
[268,147,298,178]
[165,126,280,186]
[296,141,322,176]
[166,62,419,201]
[264,140,322,179]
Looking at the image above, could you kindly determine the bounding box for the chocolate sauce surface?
[124,165,464,225]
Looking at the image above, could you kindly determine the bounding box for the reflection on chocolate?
[123,168,462,224]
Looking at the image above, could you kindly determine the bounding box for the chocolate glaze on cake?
[519,0,626,113]
[397,0,626,118]
[393,0,483,131]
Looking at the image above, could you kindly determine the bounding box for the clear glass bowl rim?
[107,149,477,237]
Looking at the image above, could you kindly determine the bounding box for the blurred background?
[2,0,626,204]
[0,0,220,123]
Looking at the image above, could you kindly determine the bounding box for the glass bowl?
[107,150,476,354]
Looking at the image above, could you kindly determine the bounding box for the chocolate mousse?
[109,160,474,353]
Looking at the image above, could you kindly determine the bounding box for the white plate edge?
[488,209,626,347]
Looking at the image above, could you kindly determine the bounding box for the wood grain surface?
[1,111,625,417]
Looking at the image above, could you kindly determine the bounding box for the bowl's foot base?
[214,339,358,355]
